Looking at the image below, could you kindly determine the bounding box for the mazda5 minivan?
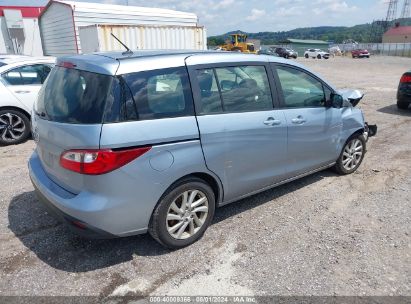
[29,51,376,248]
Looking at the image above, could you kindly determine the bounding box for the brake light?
[60,147,151,175]
[58,61,77,68]
[400,75,411,83]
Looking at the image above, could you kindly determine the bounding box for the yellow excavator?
[219,34,256,54]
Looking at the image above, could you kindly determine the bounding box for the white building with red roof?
[383,24,411,43]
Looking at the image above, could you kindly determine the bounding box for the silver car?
[29,51,376,248]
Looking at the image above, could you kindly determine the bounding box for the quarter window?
[121,67,194,120]
[2,64,51,85]
[275,66,326,108]
[196,65,273,114]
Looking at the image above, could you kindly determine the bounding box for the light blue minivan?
[29,51,376,248]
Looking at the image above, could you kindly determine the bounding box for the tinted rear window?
[36,67,114,124]
[120,67,194,121]
[35,66,194,124]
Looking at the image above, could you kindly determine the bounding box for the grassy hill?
[208,18,411,46]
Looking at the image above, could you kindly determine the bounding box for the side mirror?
[327,93,343,108]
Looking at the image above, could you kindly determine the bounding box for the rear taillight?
[400,74,411,83]
[60,147,151,175]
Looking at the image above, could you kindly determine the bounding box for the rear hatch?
[33,56,119,193]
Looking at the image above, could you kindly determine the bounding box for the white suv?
[304,49,330,59]
[0,56,55,145]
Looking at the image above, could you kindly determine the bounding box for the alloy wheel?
[166,189,209,240]
[342,138,363,171]
[0,112,26,143]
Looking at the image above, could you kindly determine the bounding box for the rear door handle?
[263,117,281,126]
[291,116,306,124]
[15,90,30,94]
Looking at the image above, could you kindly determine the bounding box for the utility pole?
[369,0,399,43]
[400,0,411,18]
[386,0,399,23]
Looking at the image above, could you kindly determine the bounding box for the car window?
[36,66,114,124]
[196,65,273,114]
[275,65,326,108]
[121,67,194,121]
[196,69,223,114]
[2,64,51,85]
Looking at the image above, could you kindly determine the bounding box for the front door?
[187,62,288,202]
[273,64,343,176]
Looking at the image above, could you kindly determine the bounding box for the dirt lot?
[0,56,410,297]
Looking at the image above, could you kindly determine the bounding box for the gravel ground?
[0,56,410,297]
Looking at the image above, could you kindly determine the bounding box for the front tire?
[149,177,216,249]
[0,109,30,146]
[333,134,366,175]
[317,54,322,59]
[305,54,309,58]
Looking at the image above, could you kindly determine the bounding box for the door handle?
[263,117,281,126]
[15,90,30,94]
[291,116,306,124]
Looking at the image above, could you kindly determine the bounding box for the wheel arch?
[189,172,223,205]
[155,171,224,209]
[0,106,31,120]
[340,127,365,152]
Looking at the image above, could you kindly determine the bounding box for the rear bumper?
[28,151,149,238]
[397,88,411,102]
[31,181,115,239]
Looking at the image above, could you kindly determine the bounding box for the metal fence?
[333,43,411,57]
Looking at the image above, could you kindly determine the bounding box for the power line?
[400,0,411,18]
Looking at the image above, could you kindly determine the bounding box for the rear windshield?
[35,67,114,124]
[35,66,194,124]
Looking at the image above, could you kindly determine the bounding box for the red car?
[351,49,370,58]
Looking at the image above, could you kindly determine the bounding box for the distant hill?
[208,18,411,46]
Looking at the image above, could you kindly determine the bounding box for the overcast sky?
[0,0,391,35]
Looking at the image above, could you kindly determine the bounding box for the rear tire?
[149,177,215,249]
[397,99,409,109]
[0,109,30,146]
[333,134,366,175]
[305,54,309,58]
[317,54,322,59]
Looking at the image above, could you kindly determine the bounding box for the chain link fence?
[333,43,411,57]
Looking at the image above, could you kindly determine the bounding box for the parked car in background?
[304,49,330,59]
[257,48,279,56]
[0,56,55,145]
[328,46,342,56]
[29,51,376,249]
[274,47,298,59]
[351,49,370,58]
[397,71,411,109]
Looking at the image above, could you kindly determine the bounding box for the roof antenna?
[110,32,133,55]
